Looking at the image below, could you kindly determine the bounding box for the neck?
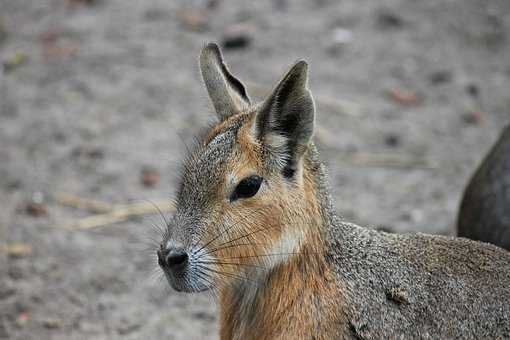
[219,143,346,340]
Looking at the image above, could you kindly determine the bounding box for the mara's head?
[158,43,323,293]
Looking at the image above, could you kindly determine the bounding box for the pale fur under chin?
[265,224,306,269]
[225,226,306,340]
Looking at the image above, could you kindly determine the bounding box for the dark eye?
[231,175,263,202]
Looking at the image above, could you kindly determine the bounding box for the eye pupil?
[231,175,263,201]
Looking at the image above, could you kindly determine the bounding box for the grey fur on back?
[330,223,510,339]
[306,144,510,339]
[458,124,510,250]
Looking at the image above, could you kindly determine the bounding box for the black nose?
[158,247,188,270]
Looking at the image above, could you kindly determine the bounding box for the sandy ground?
[1,0,509,338]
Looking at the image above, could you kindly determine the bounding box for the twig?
[56,199,175,230]
[0,243,33,257]
[315,126,435,169]
[54,192,113,213]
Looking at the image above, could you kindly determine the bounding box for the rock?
[331,28,353,45]
[144,8,170,21]
[71,145,104,160]
[465,83,479,98]
[221,23,254,49]
[42,318,62,329]
[25,202,48,217]
[141,167,160,187]
[207,0,220,10]
[428,71,453,85]
[66,0,97,7]
[3,53,28,74]
[16,312,30,327]
[25,192,48,217]
[376,9,405,29]
[462,111,484,125]
[387,89,422,106]
[177,9,209,32]
[384,133,401,148]
[117,321,141,335]
[192,311,216,321]
[326,27,354,55]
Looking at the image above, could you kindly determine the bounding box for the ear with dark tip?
[199,43,251,121]
[255,60,315,178]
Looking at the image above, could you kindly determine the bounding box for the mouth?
[157,248,213,293]
[160,266,212,293]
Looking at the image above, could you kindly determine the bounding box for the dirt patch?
[1,0,509,338]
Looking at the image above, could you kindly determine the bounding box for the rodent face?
[159,113,310,292]
[158,43,315,293]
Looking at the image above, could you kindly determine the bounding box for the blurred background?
[1,0,509,339]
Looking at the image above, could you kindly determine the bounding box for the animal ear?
[254,60,315,178]
[199,43,251,121]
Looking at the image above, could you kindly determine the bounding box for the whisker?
[192,208,267,255]
[220,251,316,261]
[200,266,260,286]
[203,223,280,257]
[144,198,171,229]
[197,260,267,270]
[201,242,270,257]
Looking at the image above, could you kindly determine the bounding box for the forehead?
[177,114,254,206]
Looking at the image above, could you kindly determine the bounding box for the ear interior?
[255,60,315,178]
[199,43,250,120]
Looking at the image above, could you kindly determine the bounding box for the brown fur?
[159,44,510,340]
[218,153,348,340]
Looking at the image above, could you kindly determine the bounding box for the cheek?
[208,202,284,262]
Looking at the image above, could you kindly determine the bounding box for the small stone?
[428,71,453,85]
[144,8,170,21]
[462,111,484,125]
[331,28,354,45]
[32,191,44,204]
[43,43,78,63]
[66,0,97,7]
[25,192,48,217]
[141,167,160,187]
[177,9,209,32]
[400,209,424,223]
[3,52,28,74]
[192,311,216,321]
[384,133,401,148]
[16,312,30,327]
[207,0,220,10]
[25,202,48,217]
[71,146,104,159]
[387,89,422,106]
[42,318,62,329]
[376,9,405,29]
[465,83,479,98]
[222,23,254,50]
[116,317,141,335]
